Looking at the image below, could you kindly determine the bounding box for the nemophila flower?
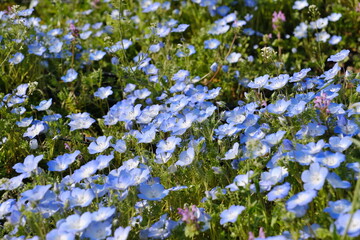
[294,22,308,39]
[94,86,113,99]
[34,98,52,111]
[138,183,169,201]
[316,151,345,168]
[172,70,190,82]
[248,74,269,89]
[172,24,189,32]
[329,35,342,45]
[11,106,26,115]
[175,147,195,166]
[67,112,95,131]
[293,0,308,10]
[285,100,307,117]
[111,139,126,153]
[222,142,239,160]
[220,205,245,225]
[335,210,360,237]
[156,136,181,154]
[176,44,196,57]
[23,121,46,139]
[68,188,95,208]
[48,38,63,53]
[290,68,311,82]
[135,125,156,143]
[16,116,33,127]
[264,74,289,90]
[328,13,342,22]
[9,52,24,64]
[61,68,78,83]
[14,83,29,96]
[208,22,230,35]
[0,173,26,190]
[326,172,351,189]
[13,154,43,175]
[142,2,160,12]
[145,214,178,239]
[21,184,51,202]
[46,229,75,240]
[259,166,288,191]
[267,99,291,114]
[301,163,328,190]
[72,160,99,182]
[28,42,46,56]
[314,18,328,29]
[88,136,113,154]
[92,207,115,222]
[47,150,80,172]
[149,42,164,53]
[204,39,221,49]
[154,24,171,37]
[107,226,131,240]
[329,136,352,152]
[264,130,286,146]
[315,31,330,42]
[95,154,114,170]
[226,52,241,63]
[335,115,359,136]
[286,189,317,210]
[107,170,134,190]
[89,50,106,61]
[327,49,350,62]
[324,200,351,219]
[82,220,112,240]
[58,212,93,233]
[267,182,291,201]
[134,88,151,99]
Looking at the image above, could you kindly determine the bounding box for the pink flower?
[314,92,331,113]
[272,11,286,31]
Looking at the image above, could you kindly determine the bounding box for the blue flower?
[267,99,291,114]
[324,199,351,219]
[21,184,52,202]
[47,150,80,172]
[204,39,221,49]
[9,52,24,64]
[220,205,245,225]
[58,212,93,233]
[28,42,46,56]
[88,136,113,154]
[175,147,195,166]
[107,226,131,240]
[13,154,43,175]
[61,68,78,83]
[327,49,350,62]
[301,163,328,190]
[335,210,360,237]
[264,74,289,90]
[286,189,317,210]
[326,172,351,189]
[89,50,106,61]
[82,220,112,240]
[222,142,239,160]
[226,52,241,63]
[171,24,189,32]
[94,86,113,99]
[267,182,291,201]
[34,98,52,111]
[316,151,345,168]
[68,188,95,208]
[329,136,352,152]
[248,74,269,89]
[138,183,169,201]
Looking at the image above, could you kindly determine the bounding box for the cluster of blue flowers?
[0,0,359,239]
